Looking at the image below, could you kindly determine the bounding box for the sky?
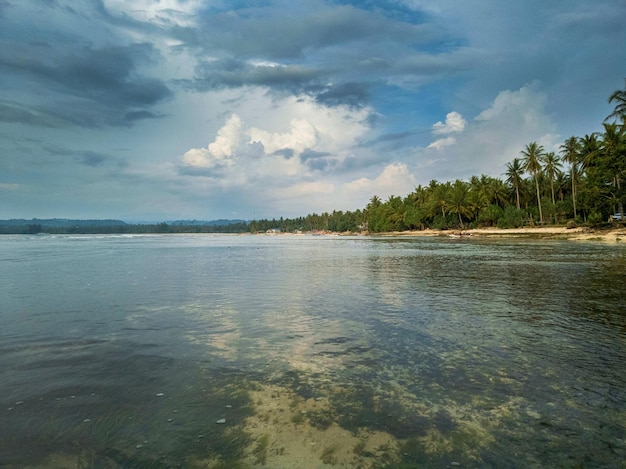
[1,0,625,222]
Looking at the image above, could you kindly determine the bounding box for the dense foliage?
[253,82,626,233]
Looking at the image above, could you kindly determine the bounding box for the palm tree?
[605,78,626,128]
[542,152,562,205]
[560,136,581,218]
[521,142,545,224]
[505,158,524,209]
[469,175,489,218]
[489,178,509,208]
[600,123,626,215]
[579,133,601,172]
[448,179,471,228]
[542,152,562,223]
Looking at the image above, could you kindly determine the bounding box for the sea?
[0,234,624,468]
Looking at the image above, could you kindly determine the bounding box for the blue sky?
[1,0,625,221]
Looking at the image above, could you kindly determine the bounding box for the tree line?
[253,81,626,233]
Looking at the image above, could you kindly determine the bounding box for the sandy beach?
[372,225,626,242]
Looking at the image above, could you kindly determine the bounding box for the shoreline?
[371,225,626,242]
[260,225,626,243]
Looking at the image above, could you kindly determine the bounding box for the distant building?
[266,228,281,234]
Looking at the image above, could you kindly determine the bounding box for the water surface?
[1,234,624,468]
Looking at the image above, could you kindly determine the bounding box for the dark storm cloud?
[43,145,128,168]
[78,151,129,168]
[186,59,373,107]
[0,101,63,127]
[312,82,371,108]
[188,58,320,92]
[0,6,172,128]
[194,3,433,60]
[178,1,440,107]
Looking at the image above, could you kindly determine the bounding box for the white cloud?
[175,92,376,216]
[417,82,559,182]
[180,93,371,177]
[432,111,466,135]
[427,111,467,149]
[209,114,243,158]
[345,162,415,199]
[274,181,335,199]
[182,114,242,168]
[427,135,457,150]
[248,118,319,155]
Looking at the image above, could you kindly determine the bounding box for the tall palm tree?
[600,123,626,214]
[579,133,601,172]
[542,152,562,206]
[542,152,562,223]
[448,179,471,228]
[489,178,509,208]
[505,158,524,209]
[605,78,626,129]
[560,136,581,218]
[469,175,489,217]
[521,142,545,224]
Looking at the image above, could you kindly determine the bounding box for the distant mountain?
[0,218,250,234]
[0,218,127,227]
[167,219,248,226]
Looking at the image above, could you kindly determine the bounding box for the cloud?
[432,111,466,135]
[427,136,457,150]
[181,93,372,176]
[102,0,202,27]
[427,111,467,149]
[174,92,379,216]
[248,119,318,155]
[274,181,334,199]
[1,4,172,128]
[346,162,416,199]
[417,82,559,181]
[182,114,242,168]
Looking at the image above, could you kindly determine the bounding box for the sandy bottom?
[232,384,397,469]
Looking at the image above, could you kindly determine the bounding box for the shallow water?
[0,234,624,468]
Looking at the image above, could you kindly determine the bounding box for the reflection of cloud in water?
[262,306,373,374]
[183,303,242,361]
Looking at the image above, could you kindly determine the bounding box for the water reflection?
[0,235,624,467]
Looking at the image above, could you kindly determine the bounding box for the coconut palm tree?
[599,123,626,215]
[505,158,524,209]
[521,142,545,224]
[542,152,562,223]
[605,78,626,128]
[448,179,471,228]
[560,136,581,218]
[542,152,562,205]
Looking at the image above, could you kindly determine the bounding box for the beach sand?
[375,225,626,242]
